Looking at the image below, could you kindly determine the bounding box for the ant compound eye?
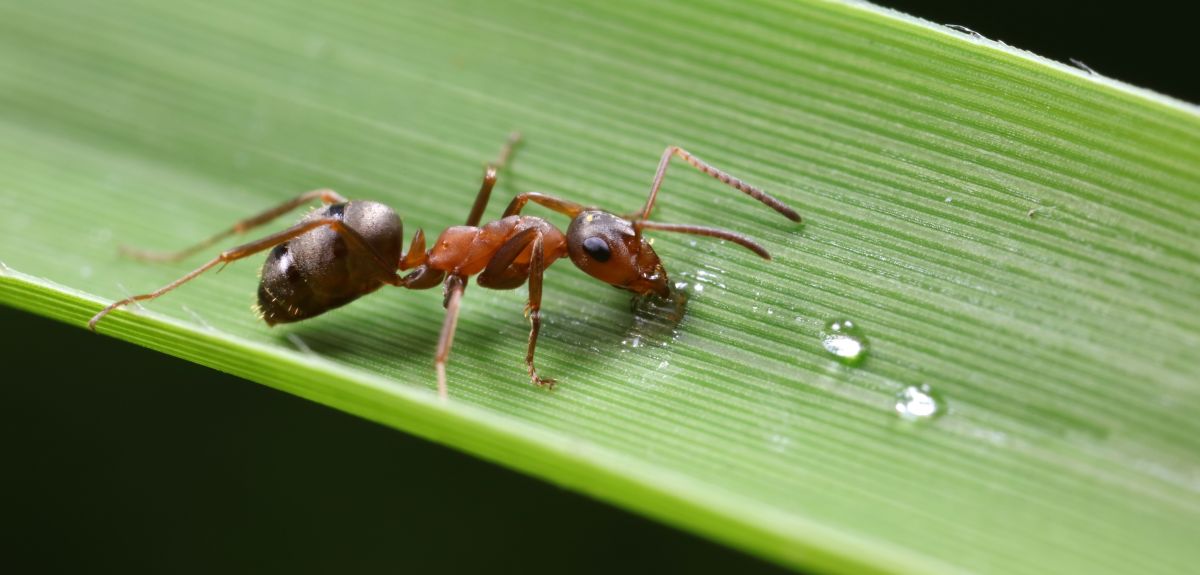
[582,236,612,262]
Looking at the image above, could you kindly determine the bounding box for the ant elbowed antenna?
[89,133,802,398]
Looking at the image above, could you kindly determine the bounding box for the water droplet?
[944,197,953,203]
[695,269,726,289]
[895,384,942,421]
[821,319,869,365]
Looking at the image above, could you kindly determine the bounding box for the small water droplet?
[944,197,953,203]
[657,360,669,369]
[821,319,869,364]
[895,384,942,421]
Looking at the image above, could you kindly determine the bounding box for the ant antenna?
[640,146,801,222]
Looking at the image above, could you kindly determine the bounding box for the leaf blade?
[1,1,1198,574]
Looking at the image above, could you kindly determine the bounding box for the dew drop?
[895,384,942,421]
[821,319,869,365]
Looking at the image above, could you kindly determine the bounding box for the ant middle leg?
[121,189,348,263]
[637,146,801,222]
[434,274,468,399]
[89,217,396,330]
[465,131,523,227]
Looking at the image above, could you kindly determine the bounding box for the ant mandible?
[88,133,802,398]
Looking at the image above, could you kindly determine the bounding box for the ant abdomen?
[257,201,403,325]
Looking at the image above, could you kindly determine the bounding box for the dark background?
[2,2,1194,573]
[883,1,1197,103]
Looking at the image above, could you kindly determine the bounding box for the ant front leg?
[89,217,390,330]
[477,227,555,388]
[502,192,585,219]
[121,189,348,262]
[524,232,554,389]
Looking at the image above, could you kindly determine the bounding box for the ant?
[89,134,801,398]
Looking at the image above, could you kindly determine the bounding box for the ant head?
[567,210,670,298]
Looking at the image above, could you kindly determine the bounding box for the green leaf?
[2,1,1198,573]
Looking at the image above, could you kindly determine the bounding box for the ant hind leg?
[89,216,395,331]
[121,188,348,263]
[464,131,523,227]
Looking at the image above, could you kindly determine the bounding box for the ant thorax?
[427,215,566,278]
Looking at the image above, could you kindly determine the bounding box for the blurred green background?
[1,0,1194,572]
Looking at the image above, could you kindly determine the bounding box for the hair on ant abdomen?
[89,133,801,399]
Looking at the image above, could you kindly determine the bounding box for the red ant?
[89,134,801,398]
